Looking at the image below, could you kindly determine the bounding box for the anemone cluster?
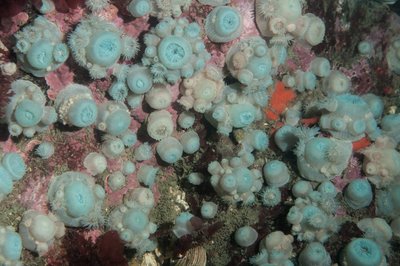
[4,80,57,137]
[127,0,192,19]
[69,15,139,79]
[142,17,210,84]
[0,0,400,265]
[47,171,106,228]
[13,16,69,77]
[108,187,157,254]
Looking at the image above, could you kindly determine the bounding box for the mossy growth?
[150,170,182,225]
[22,251,46,266]
[204,205,259,266]
[0,186,25,227]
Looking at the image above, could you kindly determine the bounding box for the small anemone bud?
[41,106,57,126]
[234,226,258,247]
[322,70,350,95]
[260,186,281,207]
[137,165,159,187]
[263,160,290,188]
[232,51,247,69]
[97,102,131,136]
[134,142,152,161]
[292,180,312,198]
[303,14,325,46]
[311,57,331,77]
[201,201,218,219]
[127,66,153,94]
[108,171,126,191]
[344,179,373,210]
[156,137,183,164]
[122,161,136,175]
[178,111,195,129]
[102,137,125,159]
[108,82,128,102]
[2,152,26,181]
[348,119,367,136]
[127,0,152,18]
[145,86,172,109]
[179,130,200,154]
[8,124,23,137]
[287,206,302,225]
[317,181,337,198]
[299,242,331,266]
[187,172,204,185]
[35,141,55,159]
[219,174,237,193]
[283,74,296,87]
[121,130,137,148]
[246,129,269,151]
[127,94,144,109]
[237,69,253,85]
[358,40,373,56]
[147,110,174,140]
[83,152,107,175]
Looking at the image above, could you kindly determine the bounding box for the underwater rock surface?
[0,0,400,265]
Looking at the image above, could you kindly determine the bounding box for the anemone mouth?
[256,0,276,18]
[215,8,241,36]
[331,118,346,131]
[127,68,153,94]
[235,168,254,193]
[194,80,217,101]
[14,99,43,127]
[260,187,281,206]
[248,57,272,79]
[53,43,69,63]
[185,23,201,39]
[240,112,255,125]
[69,99,98,127]
[64,180,95,218]
[30,215,56,242]
[106,109,130,136]
[349,238,382,264]
[86,31,122,67]
[158,36,192,70]
[269,17,287,35]
[79,107,96,125]
[129,0,151,17]
[108,82,128,101]
[26,40,53,70]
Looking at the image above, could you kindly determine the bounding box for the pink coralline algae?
[340,58,374,94]
[0,0,28,18]
[45,64,75,100]
[44,5,85,33]
[0,12,29,39]
[332,156,363,192]
[1,0,400,265]
[88,79,112,104]
[286,42,316,72]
